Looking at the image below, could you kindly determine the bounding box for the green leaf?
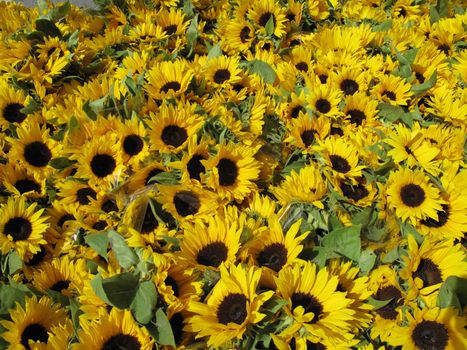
[35,19,62,38]
[436,0,448,18]
[67,30,79,49]
[207,43,222,60]
[437,276,467,310]
[186,14,199,57]
[248,60,277,84]
[367,297,393,309]
[84,232,109,261]
[429,6,440,24]
[373,20,392,32]
[262,296,288,314]
[20,99,40,115]
[47,1,70,21]
[69,297,82,331]
[130,281,157,324]
[411,71,437,96]
[49,157,75,170]
[149,172,180,185]
[68,115,79,132]
[7,251,22,275]
[321,225,362,262]
[152,309,176,347]
[358,250,376,274]
[108,230,138,269]
[377,103,405,122]
[90,274,111,305]
[381,246,399,264]
[0,284,29,314]
[182,0,194,17]
[264,15,275,36]
[125,77,138,96]
[96,272,139,309]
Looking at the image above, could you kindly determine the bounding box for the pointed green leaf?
[437,276,467,310]
[108,230,138,269]
[322,225,361,262]
[35,19,62,38]
[411,71,437,96]
[130,281,158,324]
[154,309,176,347]
[85,231,109,261]
[100,273,139,309]
[249,60,277,84]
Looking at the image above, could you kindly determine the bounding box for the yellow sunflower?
[116,116,149,167]
[372,74,413,106]
[179,213,242,269]
[399,235,467,304]
[274,261,355,342]
[220,18,255,54]
[186,264,274,348]
[387,305,467,350]
[73,308,153,350]
[203,55,243,89]
[145,59,194,100]
[147,102,203,154]
[386,167,445,225]
[247,0,287,38]
[203,142,260,202]
[0,162,46,198]
[156,8,190,37]
[0,196,48,261]
[331,67,368,96]
[0,295,72,350]
[270,164,327,208]
[342,92,379,128]
[284,113,331,151]
[306,83,342,117]
[0,79,31,129]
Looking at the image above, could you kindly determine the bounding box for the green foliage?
[108,230,138,269]
[437,276,467,310]
[130,281,158,324]
[91,272,139,309]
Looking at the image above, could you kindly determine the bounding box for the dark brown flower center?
[161,125,188,148]
[415,71,425,84]
[3,102,27,123]
[76,187,97,205]
[374,285,402,320]
[58,214,75,228]
[300,130,315,147]
[25,247,46,266]
[92,220,108,231]
[187,154,206,181]
[257,243,288,272]
[412,320,448,350]
[101,199,118,213]
[340,182,369,201]
[295,62,309,72]
[90,154,116,178]
[196,241,228,267]
[165,276,180,297]
[24,141,52,167]
[290,105,305,118]
[420,204,449,228]
[400,184,425,207]
[413,258,442,287]
[259,12,275,28]
[14,179,41,194]
[4,217,32,241]
[213,69,231,84]
[217,293,248,325]
[437,44,450,55]
[173,191,200,217]
[123,134,143,156]
[169,312,185,345]
[382,90,396,100]
[340,79,359,95]
[21,323,49,350]
[164,25,178,35]
[145,168,163,185]
[101,334,141,350]
[318,74,328,84]
[291,292,323,323]
[315,98,331,113]
[306,341,326,350]
[217,158,238,186]
[160,81,181,93]
[329,155,351,173]
[240,26,251,43]
[50,279,71,292]
[140,206,159,233]
[347,109,366,126]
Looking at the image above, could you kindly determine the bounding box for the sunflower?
[399,235,467,304]
[0,79,31,129]
[35,36,70,63]
[122,162,167,194]
[6,121,60,179]
[372,74,413,106]
[0,295,71,350]
[342,92,379,128]
[220,18,255,54]
[147,102,203,154]
[247,0,287,38]
[203,142,260,202]
[337,177,377,208]
[186,264,274,348]
[203,55,243,89]
[426,85,467,127]
[284,113,331,151]
[287,46,313,75]
[73,308,153,350]
[145,60,194,100]
[331,67,368,96]
[271,164,327,208]
[386,167,445,225]
[157,183,219,223]
[274,261,355,342]
[306,83,342,117]
[56,180,101,210]
[0,162,46,198]
[156,8,190,37]
[387,305,467,350]
[32,255,89,296]
[116,116,149,167]
[0,196,48,261]
[72,134,126,191]
[179,213,242,270]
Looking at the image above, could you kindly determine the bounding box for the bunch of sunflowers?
[0,0,466,349]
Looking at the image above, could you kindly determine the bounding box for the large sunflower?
[0,196,48,260]
[274,261,355,342]
[186,264,274,348]
[372,74,413,106]
[0,78,31,129]
[0,295,71,350]
[386,167,445,225]
[73,308,153,350]
[306,83,342,117]
[247,0,287,38]
[0,162,46,198]
[342,92,379,128]
[203,55,243,89]
[179,213,242,270]
[145,60,194,100]
[147,102,203,154]
[399,235,467,304]
[203,142,260,202]
[387,306,467,350]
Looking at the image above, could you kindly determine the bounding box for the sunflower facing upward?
[186,263,274,348]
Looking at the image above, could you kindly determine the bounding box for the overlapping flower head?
[0,0,466,349]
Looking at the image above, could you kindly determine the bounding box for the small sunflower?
[116,117,149,166]
[220,18,255,53]
[204,142,260,202]
[0,295,71,350]
[386,167,445,225]
[274,261,355,341]
[372,74,413,106]
[0,162,46,198]
[186,264,274,348]
[145,59,194,100]
[331,67,368,96]
[73,308,153,350]
[306,83,342,116]
[248,0,287,38]
[387,305,467,350]
[203,55,243,89]
[179,213,242,270]
[56,180,100,210]
[0,79,31,129]
[284,113,331,151]
[147,102,203,154]
[343,92,379,128]
[0,196,48,261]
